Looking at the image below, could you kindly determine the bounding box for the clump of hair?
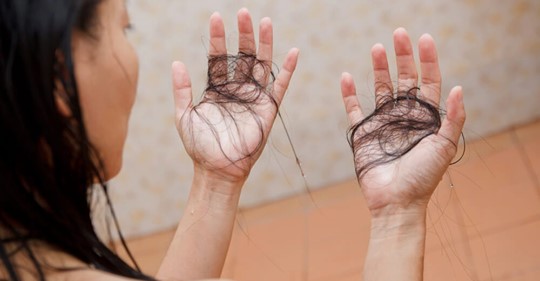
[205,52,276,104]
[184,52,276,170]
[347,87,442,179]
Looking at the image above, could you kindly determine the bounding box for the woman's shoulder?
[48,269,137,281]
[50,270,236,281]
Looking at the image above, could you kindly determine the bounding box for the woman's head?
[73,0,138,178]
[0,0,146,279]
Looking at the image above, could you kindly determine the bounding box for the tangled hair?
[347,87,443,179]
[0,0,152,280]
[186,52,276,170]
[205,52,275,105]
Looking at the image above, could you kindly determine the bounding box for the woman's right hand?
[340,28,466,216]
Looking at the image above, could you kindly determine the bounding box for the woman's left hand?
[172,9,299,185]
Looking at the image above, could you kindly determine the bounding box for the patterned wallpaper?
[108,0,540,237]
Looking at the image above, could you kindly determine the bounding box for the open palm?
[172,9,298,183]
[341,28,465,213]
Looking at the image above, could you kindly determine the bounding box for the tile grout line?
[510,128,540,200]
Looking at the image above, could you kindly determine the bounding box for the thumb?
[272,48,299,106]
[438,86,466,146]
[172,61,193,122]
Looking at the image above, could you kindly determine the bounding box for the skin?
[341,28,466,281]
[73,0,139,179]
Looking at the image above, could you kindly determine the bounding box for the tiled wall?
[109,0,540,237]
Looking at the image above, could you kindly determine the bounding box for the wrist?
[188,167,245,213]
[364,206,427,281]
[369,208,427,240]
[369,199,429,219]
[193,161,249,188]
[192,164,246,194]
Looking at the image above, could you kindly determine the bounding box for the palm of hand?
[356,129,457,211]
[178,75,277,179]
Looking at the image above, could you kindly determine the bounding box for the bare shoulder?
[48,270,138,281]
[168,279,236,281]
[49,270,236,281]
[164,279,236,281]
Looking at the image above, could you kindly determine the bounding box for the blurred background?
[108,0,540,280]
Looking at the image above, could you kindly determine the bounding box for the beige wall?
[108,0,540,237]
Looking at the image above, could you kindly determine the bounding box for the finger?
[272,48,299,106]
[257,17,273,64]
[208,12,227,84]
[341,72,364,125]
[234,9,256,81]
[394,27,418,93]
[237,8,256,54]
[209,12,227,56]
[438,86,465,146]
[172,61,193,121]
[255,17,273,84]
[419,33,441,105]
[371,43,393,105]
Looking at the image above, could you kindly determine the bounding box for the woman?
[0,0,464,280]
[1,0,296,280]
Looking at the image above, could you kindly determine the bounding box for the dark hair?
[182,52,276,174]
[0,0,152,280]
[347,87,444,179]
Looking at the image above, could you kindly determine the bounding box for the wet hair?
[0,0,152,280]
[183,52,276,172]
[347,87,448,179]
